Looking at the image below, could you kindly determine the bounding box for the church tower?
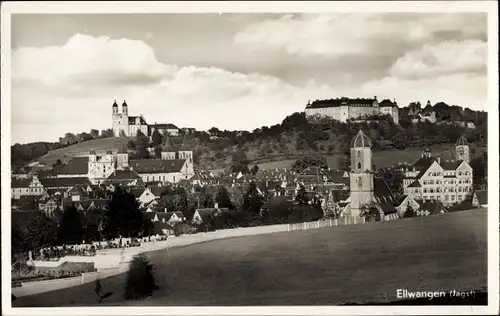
[349,130,375,217]
[116,144,129,169]
[455,135,470,163]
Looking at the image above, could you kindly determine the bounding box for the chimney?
[437,156,441,164]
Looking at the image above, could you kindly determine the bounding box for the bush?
[124,253,158,301]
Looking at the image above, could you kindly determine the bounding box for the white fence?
[13,216,365,297]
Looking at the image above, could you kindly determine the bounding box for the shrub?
[123,253,158,301]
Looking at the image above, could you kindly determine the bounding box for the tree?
[24,214,58,252]
[377,167,404,200]
[90,129,100,139]
[292,156,327,173]
[135,130,150,159]
[215,186,233,209]
[403,205,416,218]
[295,184,309,205]
[322,191,341,219]
[242,182,264,215]
[154,146,162,159]
[101,129,114,138]
[124,253,158,301]
[151,130,163,147]
[57,205,84,245]
[102,187,144,238]
[229,187,244,211]
[250,165,259,175]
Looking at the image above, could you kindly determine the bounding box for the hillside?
[35,132,486,172]
[13,209,487,306]
[37,137,132,166]
[19,102,487,171]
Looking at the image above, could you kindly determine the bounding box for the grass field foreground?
[13,209,487,307]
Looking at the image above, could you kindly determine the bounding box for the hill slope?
[13,209,487,306]
[38,137,132,166]
[36,135,486,172]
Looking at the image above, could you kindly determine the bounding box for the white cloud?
[11,34,336,144]
[389,40,487,80]
[362,74,487,110]
[233,13,486,57]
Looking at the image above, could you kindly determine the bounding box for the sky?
[10,13,488,144]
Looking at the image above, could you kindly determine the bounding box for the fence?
[13,216,365,297]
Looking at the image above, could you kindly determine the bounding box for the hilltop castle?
[112,100,179,137]
[305,97,399,124]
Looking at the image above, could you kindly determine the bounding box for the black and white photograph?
[2,1,498,315]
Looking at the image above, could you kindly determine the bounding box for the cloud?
[11,34,336,144]
[13,34,174,87]
[389,40,487,80]
[233,13,487,57]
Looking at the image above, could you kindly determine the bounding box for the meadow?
[13,209,487,307]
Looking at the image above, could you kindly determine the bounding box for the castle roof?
[456,135,469,146]
[306,97,376,109]
[350,130,373,148]
[129,159,186,174]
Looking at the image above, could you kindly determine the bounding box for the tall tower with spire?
[455,135,470,163]
[349,130,375,217]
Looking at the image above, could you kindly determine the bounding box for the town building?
[304,97,399,124]
[11,175,46,200]
[401,136,473,205]
[111,100,179,137]
[46,144,195,185]
[345,130,400,219]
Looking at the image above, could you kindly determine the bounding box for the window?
[357,162,361,169]
[451,195,455,201]
[445,195,449,201]
[423,188,427,193]
[357,151,361,157]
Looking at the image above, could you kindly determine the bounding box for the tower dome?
[456,135,468,146]
[89,150,96,155]
[122,100,128,107]
[350,130,373,148]
[112,100,118,107]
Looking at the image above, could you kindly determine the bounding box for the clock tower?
[349,130,375,217]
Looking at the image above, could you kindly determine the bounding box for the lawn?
[13,209,487,307]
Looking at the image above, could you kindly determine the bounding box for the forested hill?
[11,102,487,170]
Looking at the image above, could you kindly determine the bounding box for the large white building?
[402,136,473,206]
[112,100,179,137]
[305,97,399,124]
[48,145,195,185]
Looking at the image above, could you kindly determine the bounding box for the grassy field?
[38,137,132,166]
[13,209,487,307]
